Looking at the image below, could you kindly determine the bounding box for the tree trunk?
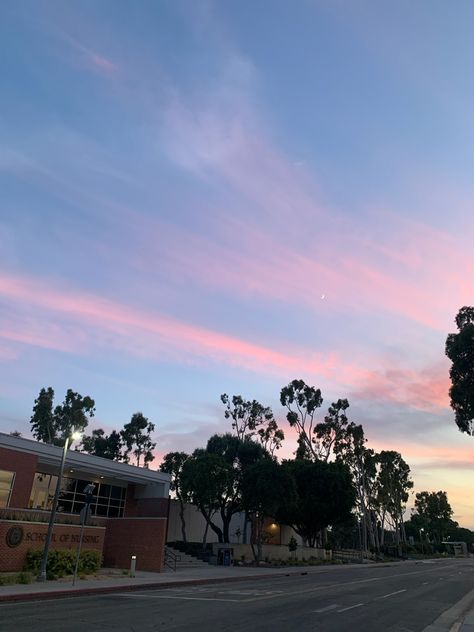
[242,511,249,544]
[179,498,187,544]
[222,512,232,543]
[200,507,224,543]
[400,518,407,544]
[202,520,210,548]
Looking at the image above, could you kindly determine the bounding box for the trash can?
[217,547,233,566]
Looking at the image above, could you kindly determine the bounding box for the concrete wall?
[0,520,105,572]
[166,500,246,543]
[166,500,305,547]
[103,517,167,572]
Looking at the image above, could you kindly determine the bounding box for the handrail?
[164,546,181,571]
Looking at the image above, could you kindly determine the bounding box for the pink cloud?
[0,271,342,378]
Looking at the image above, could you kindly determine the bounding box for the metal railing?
[332,548,376,563]
[163,547,181,571]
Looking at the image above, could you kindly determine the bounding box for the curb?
[422,588,474,632]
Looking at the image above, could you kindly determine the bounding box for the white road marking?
[313,604,340,613]
[422,582,429,585]
[109,593,241,603]
[375,589,407,600]
[222,590,283,596]
[338,603,364,613]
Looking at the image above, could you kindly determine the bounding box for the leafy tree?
[81,429,123,461]
[280,379,323,461]
[181,434,268,543]
[160,452,189,543]
[221,394,284,455]
[375,451,413,545]
[330,422,378,550]
[314,399,354,462]
[412,491,453,543]
[30,387,95,446]
[242,459,296,562]
[446,306,474,434]
[280,380,354,463]
[221,394,284,543]
[180,451,233,544]
[30,387,56,443]
[121,412,156,467]
[278,459,356,547]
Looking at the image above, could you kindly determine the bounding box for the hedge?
[25,549,102,579]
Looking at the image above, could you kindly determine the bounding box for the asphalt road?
[2,558,474,632]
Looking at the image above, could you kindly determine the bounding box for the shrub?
[18,571,33,584]
[78,550,101,574]
[25,549,101,579]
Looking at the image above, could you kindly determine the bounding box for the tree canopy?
[181,434,269,543]
[81,429,123,461]
[121,412,156,467]
[411,491,453,543]
[30,387,95,446]
[221,393,284,454]
[278,459,356,547]
[160,451,190,542]
[446,306,474,434]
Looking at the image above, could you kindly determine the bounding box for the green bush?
[25,549,101,579]
[78,550,101,574]
[0,572,33,585]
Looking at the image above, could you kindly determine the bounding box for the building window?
[29,473,126,517]
[0,469,15,508]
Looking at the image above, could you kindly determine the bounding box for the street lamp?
[420,528,425,555]
[36,431,82,582]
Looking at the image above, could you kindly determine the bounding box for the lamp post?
[419,528,425,555]
[36,431,82,582]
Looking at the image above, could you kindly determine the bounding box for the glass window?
[0,470,15,508]
[29,472,126,517]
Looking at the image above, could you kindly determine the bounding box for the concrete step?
[165,546,212,567]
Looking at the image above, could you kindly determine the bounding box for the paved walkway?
[459,606,474,631]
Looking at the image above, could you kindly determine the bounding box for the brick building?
[0,432,170,572]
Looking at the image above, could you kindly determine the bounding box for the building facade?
[0,432,171,572]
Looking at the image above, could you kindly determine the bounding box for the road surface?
[2,558,474,632]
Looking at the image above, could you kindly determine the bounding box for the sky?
[1,1,474,526]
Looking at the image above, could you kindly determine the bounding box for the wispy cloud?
[0,271,340,378]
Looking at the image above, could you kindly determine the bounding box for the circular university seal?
[6,525,24,548]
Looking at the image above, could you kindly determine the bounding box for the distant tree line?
[160,380,419,560]
[23,316,474,561]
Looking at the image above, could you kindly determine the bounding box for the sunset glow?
[1,2,474,527]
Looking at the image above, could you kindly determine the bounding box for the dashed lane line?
[338,603,365,613]
[375,589,407,600]
[312,604,340,613]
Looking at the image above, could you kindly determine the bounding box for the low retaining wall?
[213,543,331,562]
[0,520,106,572]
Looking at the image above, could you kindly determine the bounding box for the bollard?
[130,555,137,578]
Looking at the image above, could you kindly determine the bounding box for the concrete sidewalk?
[459,606,474,632]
